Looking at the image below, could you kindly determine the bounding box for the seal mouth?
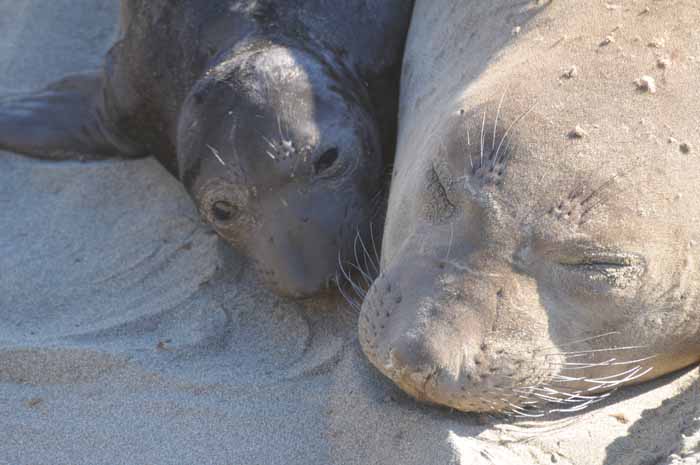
[383,355,463,403]
[377,339,533,413]
[377,351,536,413]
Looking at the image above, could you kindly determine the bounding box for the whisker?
[549,355,656,371]
[584,366,645,382]
[335,271,361,313]
[277,114,286,145]
[346,260,373,289]
[261,134,278,151]
[493,89,508,150]
[509,404,545,418]
[337,254,368,302]
[206,144,226,166]
[493,101,537,163]
[495,130,515,167]
[541,331,620,350]
[369,222,381,269]
[508,331,656,417]
[548,395,609,413]
[465,123,474,177]
[480,111,487,169]
[353,231,370,284]
[546,345,650,356]
[583,366,653,392]
[355,230,379,276]
[550,374,587,383]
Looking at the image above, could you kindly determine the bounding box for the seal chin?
[256,246,338,300]
[264,275,329,300]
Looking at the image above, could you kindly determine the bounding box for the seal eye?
[313,148,339,175]
[212,200,239,223]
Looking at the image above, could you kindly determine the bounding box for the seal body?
[359,0,700,414]
[0,0,414,298]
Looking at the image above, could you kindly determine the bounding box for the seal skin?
[0,0,414,298]
[359,0,700,415]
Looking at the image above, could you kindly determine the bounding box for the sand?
[0,1,698,464]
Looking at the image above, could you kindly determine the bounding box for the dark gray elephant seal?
[0,0,414,298]
[359,0,700,415]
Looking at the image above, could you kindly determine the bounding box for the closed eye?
[531,235,637,267]
[557,252,636,268]
[422,165,456,223]
[525,232,647,293]
[551,244,646,285]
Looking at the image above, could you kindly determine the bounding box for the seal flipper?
[0,71,145,160]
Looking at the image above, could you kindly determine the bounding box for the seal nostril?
[313,147,339,174]
[212,200,239,222]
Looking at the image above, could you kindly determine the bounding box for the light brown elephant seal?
[358,0,700,415]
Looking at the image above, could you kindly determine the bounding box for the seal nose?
[265,242,335,298]
[387,331,461,389]
[254,191,342,298]
[390,335,436,373]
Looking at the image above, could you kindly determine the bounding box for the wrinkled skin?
[360,0,700,414]
[0,0,414,298]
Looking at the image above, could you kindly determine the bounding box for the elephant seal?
[359,0,700,415]
[0,0,413,298]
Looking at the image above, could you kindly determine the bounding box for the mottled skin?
[0,0,413,297]
[360,0,700,414]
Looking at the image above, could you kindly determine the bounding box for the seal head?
[360,102,700,414]
[357,0,700,415]
[178,41,382,298]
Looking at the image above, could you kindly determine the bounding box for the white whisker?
[544,332,620,350]
[479,111,486,169]
[493,89,507,150]
[547,345,650,356]
[369,223,380,269]
[493,102,537,163]
[206,144,226,166]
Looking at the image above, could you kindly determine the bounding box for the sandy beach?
[0,1,698,464]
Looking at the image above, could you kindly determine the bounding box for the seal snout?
[385,332,467,400]
[388,332,461,379]
[359,253,546,412]
[254,220,341,299]
[360,268,481,406]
